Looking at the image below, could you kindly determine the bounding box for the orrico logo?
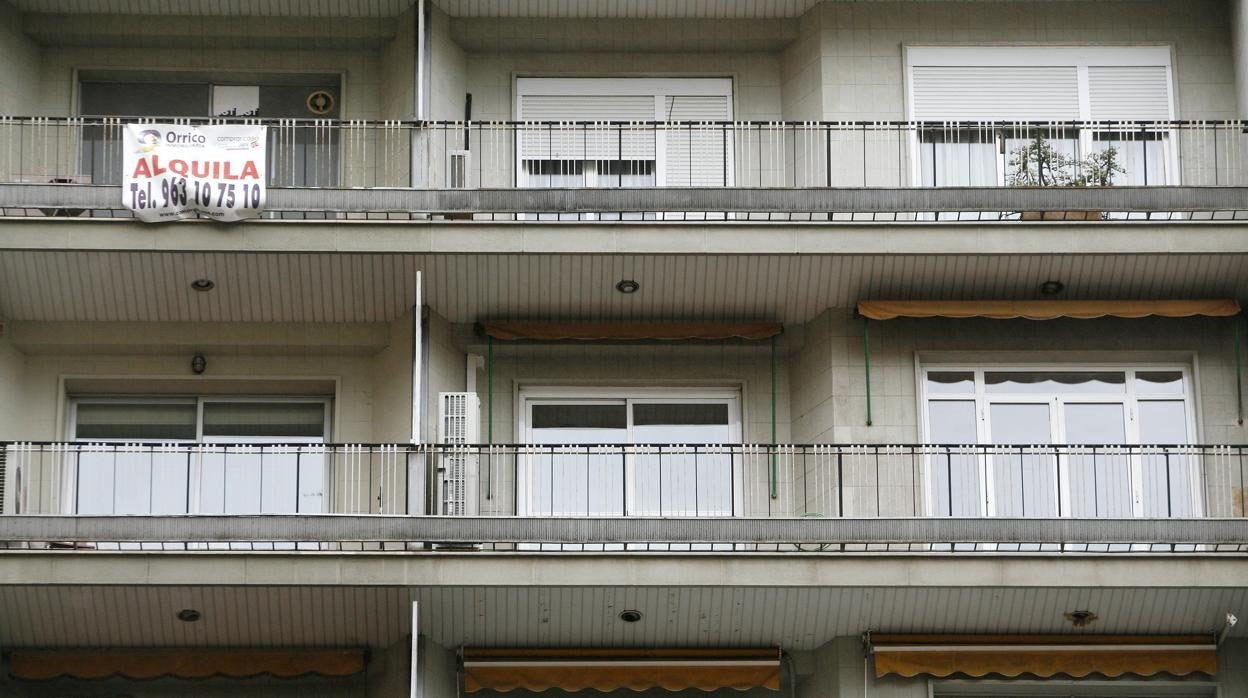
[136,129,162,153]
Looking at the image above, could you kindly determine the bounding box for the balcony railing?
[3,442,1247,552]
[4,442,1246,518]
[2,117,1247,221]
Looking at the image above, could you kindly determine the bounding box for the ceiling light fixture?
[615,279,640,294]
[1064,610,1097,628]
[618,610,643,623]
[1039,280,1065,295]
[176,609,202,623]
[190,279,216,292]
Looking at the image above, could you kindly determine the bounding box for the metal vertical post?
[770,334,778,499]
[1235,317,1243,425]
[487,335,494,443]
[863,317,873,426]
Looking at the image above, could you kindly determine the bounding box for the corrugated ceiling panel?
[0,585,1244,651]
[0,252,1245,324]
[10,0,415,16]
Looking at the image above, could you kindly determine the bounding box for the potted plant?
[1007,135,1125,220]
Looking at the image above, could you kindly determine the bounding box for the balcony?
[2,117,1247,221]
[4,442,1247,553]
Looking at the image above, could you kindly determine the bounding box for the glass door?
[196,400,329,514]
[69,400,198,515]
[69,397,329,515]
[520,389,741,517]
[922,367,1196,518]
[525,401,629,516]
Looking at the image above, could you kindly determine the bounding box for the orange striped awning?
[856,299,1241,321]
[870,634,1217,679]
[8,649,366,680]
[462,648,781,693]
[482,322,782,342]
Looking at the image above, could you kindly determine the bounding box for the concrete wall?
[454,17,786,124]
[5,320,409,443]
[381,7,418,121]
[0,331,25,441]
[0,0,40,115]
[793,0,1237,122]
[790,308,1247,445]
[1234,0,1248,118]
[430,5,468,121]
[373,309,416,443]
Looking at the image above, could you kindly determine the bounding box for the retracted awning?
[461,648,782,693]
[482,321,783,341]
[8,649,366,680]
[856,299,1241,321]
[870,634,1217,680]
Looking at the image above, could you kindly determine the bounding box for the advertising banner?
[123,123,267,223]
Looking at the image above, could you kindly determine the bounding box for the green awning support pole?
[863,316,873,427]
[1236,316,1244,426]
[770,333,778,499]
[487,334,494,443]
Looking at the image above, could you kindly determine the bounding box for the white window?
[67,397,330,515]
[514,77,734,196]
[906,46,1176,187]
[517,387,742,517]
[920,366,1199,518]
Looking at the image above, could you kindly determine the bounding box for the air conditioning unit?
[437,392,480,516]
[447,150,471,189]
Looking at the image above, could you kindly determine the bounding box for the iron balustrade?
[1,117,1246,192]
[3,442,1245,520]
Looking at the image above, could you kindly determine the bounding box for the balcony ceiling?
[0,250,1245,325]
[10,0,418,16]
[0,583,1244,650]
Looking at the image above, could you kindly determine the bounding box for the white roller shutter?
[663,95,732,187]
[910,66,1080,121]
[1087,66,1172,121]
[517,94,656,160]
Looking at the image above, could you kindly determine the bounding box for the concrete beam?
[2,218,1248,257]
[4,184,1248,214]
[4,515,1248,545]
[1,550,1246,589]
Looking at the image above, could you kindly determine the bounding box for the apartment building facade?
[1,0,1248,695]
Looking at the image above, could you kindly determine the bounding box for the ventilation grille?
[0,446,7,515]
[448,150,471,189]
[438,392,480,516]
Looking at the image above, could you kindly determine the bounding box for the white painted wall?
[0,0,40,115]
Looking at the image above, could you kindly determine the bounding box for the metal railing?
[4,442,1245,519]
[2,117,1246,191]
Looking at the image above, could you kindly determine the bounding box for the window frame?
[512,77,735,189]
[64,395,332,515]
[918,363,1199,518]
[903,45,1178,188]
[516,385,743,517]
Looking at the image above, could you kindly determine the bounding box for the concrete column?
[1235,0,1248,118]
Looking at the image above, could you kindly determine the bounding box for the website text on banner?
[122,124,267,223]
